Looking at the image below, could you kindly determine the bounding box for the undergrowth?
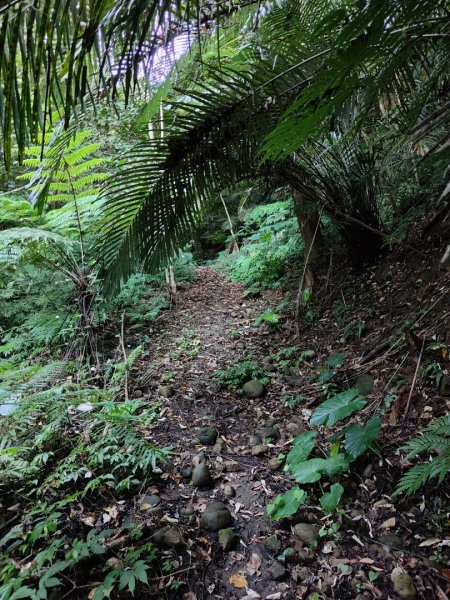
[0,384,167,599]
[216,200,302,289]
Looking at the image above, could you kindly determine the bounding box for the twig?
[404,337,425,418]
[295,208,323,338]
[120,312,129,402]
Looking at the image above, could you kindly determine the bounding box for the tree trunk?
[291,187,323,264]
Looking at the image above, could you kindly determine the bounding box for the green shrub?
[267,389,381,520]
[214,359,269,389]
[216,200,302,289]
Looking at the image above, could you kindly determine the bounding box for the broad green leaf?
[326,352,345,367]
[291,458,326,483]
[320,483,344,512]
[285,431,317,471]
[133,561,149,584]
[310,389,366,427]
[10,588,36,600]
[267,487,307,520]
[344,416,381,459]
[321,454,350,476]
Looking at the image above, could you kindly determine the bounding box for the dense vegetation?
[0,0,449,598]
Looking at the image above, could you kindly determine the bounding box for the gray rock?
[139,494,161,508]
[192,463,214,488]
[198,427,218,446]
[122,516,138,528]
[251,444,269,456]
[153,526,170,544]
[243,380,265,399]
[223,484,236,498]
[163,526,184,548]
[363,464,373,478]
[157,385,174,398]
[269,456,284,471]
[439,374,450,397]
[264,534,281,552]
[261,424,281,442]
[355,373,375,395]
[293,523,320,544]
[296,548,315,564]
[218,528,238,551]
[255,408,264,419]
[133,389,143,398]
[181,467,193,479]
[213,438,227,453]
[200,502,233,532]
[390,568,416,600]
[379,533,402,549]
[192,452,207,466]
[222,460,240,473]
[248,434,262,446]
[286,422,302,435]
[181,506,194,516]
[268,561,286,580]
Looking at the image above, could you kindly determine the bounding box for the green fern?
[394,416,450,496]
[18,127,107,232]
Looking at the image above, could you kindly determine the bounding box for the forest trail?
[139,265,295,599]
[128,262,447,600]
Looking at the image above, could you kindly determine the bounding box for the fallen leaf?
[358,557,375,564]
[246,552,262,575]
[379,517,396,529]
[229,573,247,588]
[419,538,441,547]
[241,591,260,600]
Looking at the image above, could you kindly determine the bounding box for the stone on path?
[213,438,227,453]
[157,385,174,398]
[293,523,320,544]
[163,526,184,548]
[191,463,214,488]
[390,568,416,600]
[243,380,265,399]
[264,534,281,552]
[200,502,233,532]
[260,424,281,442]
[223,484,236,498]
[268,561,287,580]
[198,427,218,445]
[218,528,238,551]
[251,444,269,456]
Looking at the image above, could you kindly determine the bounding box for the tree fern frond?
[394,450,450,497]
[403,415,450,458]
[0,227,75,249]
[63,144,102,166]
[394,417,450,496]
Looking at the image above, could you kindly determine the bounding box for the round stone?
[243,380,265,399]
[293,523,320,544]
[198,427,218,445]
[200,502,233,532]
[191,463,214,488]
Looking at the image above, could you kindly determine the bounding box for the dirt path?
[130,265,445,600]
[136,266,305,599]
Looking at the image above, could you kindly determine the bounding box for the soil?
[121,227,450,600]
